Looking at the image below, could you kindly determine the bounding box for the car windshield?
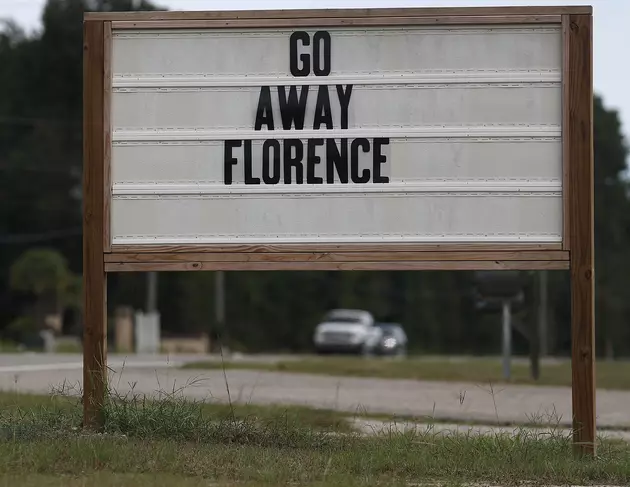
[375,324,399,335]
[325,316,362,323]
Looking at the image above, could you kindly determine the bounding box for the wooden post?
[565,12,595,456]
[83,19,108,430]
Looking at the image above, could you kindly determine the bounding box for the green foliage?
[0,0,159,331]
[0,340,22,352]
[10,248,71,296]
[4,315,37,343]
[593,95,630,357]
[8,248,80,334]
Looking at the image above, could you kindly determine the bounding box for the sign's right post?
[564,12,595,456]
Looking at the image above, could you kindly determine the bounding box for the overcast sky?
[2,0,627,145]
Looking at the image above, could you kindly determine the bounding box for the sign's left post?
[82,19,109,430]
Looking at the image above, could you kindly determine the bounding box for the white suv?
[313,309,382,355]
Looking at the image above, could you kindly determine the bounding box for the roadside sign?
[82,6,594,454]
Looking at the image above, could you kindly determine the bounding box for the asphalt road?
[0,353,628,429]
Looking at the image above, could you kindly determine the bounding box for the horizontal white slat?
[112,70,561,87]
[111,193,562,244]
[112,26,561,77]
[113,126,561,141]
[112,235,562,245]
[112,138,561,185]
[112,85,561,131]
[112,181,563,195]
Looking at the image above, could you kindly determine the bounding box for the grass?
[2,434,630,486]
[182,356,630,390]
[0,388,629,486]
[0,389,352,435]
[0,341,22,353]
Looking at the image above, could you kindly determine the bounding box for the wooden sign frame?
[83,5,594,454]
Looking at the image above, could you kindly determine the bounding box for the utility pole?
[538,270,548,357]
[528,270,548,381]
[215,271,226,349]
[502,299,512,381]
[215,271,225,325]
[146,272,158,313]
[530,273,541,380]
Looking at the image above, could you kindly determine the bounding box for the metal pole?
[215,270,225,325]
[531,288,541,381]
[502,299,512,381]
[146,272,158,313]
[214,271,226,353]
[539,270,548,357]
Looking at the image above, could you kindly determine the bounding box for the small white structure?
[134,311,161,354]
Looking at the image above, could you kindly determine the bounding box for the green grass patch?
[182,357,630,390]
[0,390,77,411]
[0,420,629,486]
[0,340,22,353]
[0,390,351,437]
[54,342,82,354]
[0,390,629,486]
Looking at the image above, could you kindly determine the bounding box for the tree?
[0,0,161,333]
[591,95,630,359]
[9,248,78,333]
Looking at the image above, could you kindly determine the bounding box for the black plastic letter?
[278,86,309,130]
[307,139,324,184]
[243,140,259,184]
[326,139,348,184]
[336,85,353,130]
[350,138,370,183]
[262,139,281,184]
[284,139,304,184]
[313,31,331,76]
[289,31,310,77]
[372,138,389,183]
[313,86,333,130]
[223,140,241,185]
[254,86,274,130]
